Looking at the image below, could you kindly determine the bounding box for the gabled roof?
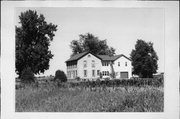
[120,54,132,61]
[66,51,101,62]
[66,51,131,63]
[97,55,120,61]
[98,54,131,61]
[66,51,89,62]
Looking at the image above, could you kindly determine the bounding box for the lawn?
[16,82,164,112]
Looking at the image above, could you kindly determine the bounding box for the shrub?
[75,77,81,81]
[21,67,35,83]
[95,78,101,87]
[54,70,67,83]
[104,77,110,86]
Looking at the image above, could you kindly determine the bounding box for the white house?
[66,51,132,80]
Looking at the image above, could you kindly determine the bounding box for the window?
[73,71,75,78]
[116,72,118,76]
[84,60,87,68]
[76,70,77,77]
[102,62,109,66]
[84,70,87,77]
[92,70,95,77]
[125,62,127,66]
[107,71,109,76]
[92,60,95,67]
[88,54,91,57]
[102,71,109,76]
[118,62,120,66]
[69,71,71,78]
[97,70,100,75]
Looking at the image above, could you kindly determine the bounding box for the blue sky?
[16,7,164,76]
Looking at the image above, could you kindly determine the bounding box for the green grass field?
[16,82,163,112]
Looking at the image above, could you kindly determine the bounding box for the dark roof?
[98,54,131,61]
[121,54,132,61]
[66,51,89,62]
[97,55,121,61]
[66,51,131,63]
[66,51,102,62]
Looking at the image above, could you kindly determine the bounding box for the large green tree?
[16,10,57,78]
[130,39,158,78]
[70,33,115,56]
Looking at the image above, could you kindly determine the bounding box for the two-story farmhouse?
[66,51,132,80]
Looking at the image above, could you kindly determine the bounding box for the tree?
[130,39,158,78]
[54,70,67,83]
[16,10,57,78]
[70,33,116,79]
[70,33,115,56]
[21,67,35,83]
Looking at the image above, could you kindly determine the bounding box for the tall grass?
[16,82,163,112]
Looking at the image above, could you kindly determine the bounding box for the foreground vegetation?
[16,80,163,112]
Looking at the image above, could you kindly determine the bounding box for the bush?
[75,77,81,81]
[54,70,67,83]
[21,67,35,83]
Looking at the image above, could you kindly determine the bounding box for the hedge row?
[68,77,163,88]
[16,77,163,90]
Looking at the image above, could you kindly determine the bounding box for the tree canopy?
[16,10,57,78]
[130,39,158,78]
[54,70,67,83]
[70,33,116,56]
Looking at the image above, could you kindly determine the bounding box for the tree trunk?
[110,61,115,79]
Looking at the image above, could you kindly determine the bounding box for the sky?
[16,7,164,76]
